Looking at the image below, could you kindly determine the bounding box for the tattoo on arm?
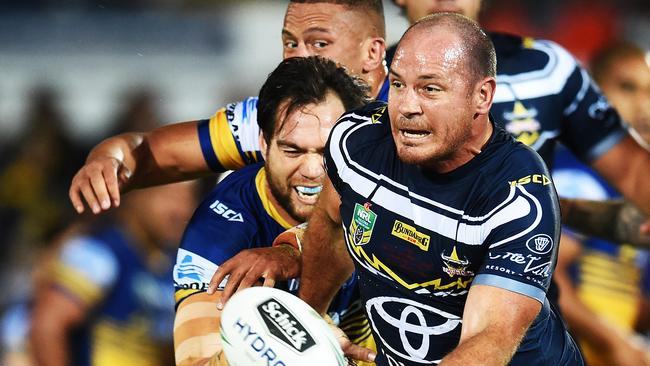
[560,198,650,248]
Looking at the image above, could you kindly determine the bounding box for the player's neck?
[367,65,388,99]
[427,117,493,174]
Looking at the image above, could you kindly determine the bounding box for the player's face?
[395,0,482,23]
[388,28,478,168]
[263,93,345,222]
[598,54,650,143]
[282,2,370,75]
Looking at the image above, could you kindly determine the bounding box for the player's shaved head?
[289,0,385,38]
[398,12,495,85]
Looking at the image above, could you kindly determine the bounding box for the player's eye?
[283,40,298,49]
[619,81,637,93]
[423,85,441,93]
[312,40,329,49]
[282,149,301,158]
[390,80,404,89]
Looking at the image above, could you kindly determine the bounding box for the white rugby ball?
[220,287,346,366]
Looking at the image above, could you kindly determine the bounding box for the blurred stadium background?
[0,0,648,362]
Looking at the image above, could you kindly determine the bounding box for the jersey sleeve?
[473,168,561,304]
[173,191,258,306]
[197,97,263,172]
[50,236,119,306]
[548,41,627,162]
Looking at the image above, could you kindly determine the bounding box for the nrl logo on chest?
[349,202,377,246]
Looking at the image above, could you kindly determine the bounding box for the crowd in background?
[0,0,648,365]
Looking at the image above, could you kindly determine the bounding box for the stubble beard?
[265,168,310,223]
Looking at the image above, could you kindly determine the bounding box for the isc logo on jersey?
[210,200,244,222]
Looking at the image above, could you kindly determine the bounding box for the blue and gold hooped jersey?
[197,83,390,173]
[386,33,627,169]
[50,225,175,366]
[325,102,582,366]
[172,163,373,348]
[173,163,292,305]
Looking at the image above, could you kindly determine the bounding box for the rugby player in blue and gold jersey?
[172,56,374,366]
[69,0,387,215]
[31,181,198,366]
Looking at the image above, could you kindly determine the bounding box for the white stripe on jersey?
[494,40,577,103]
[231,97,260,153]
[330,121,544,247]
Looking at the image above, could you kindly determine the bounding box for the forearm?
[560,198,650,248]
[560,198,622,239]
[299,207,354,314]
[30,322,70,366]
[174,293,226,366]
[439,327,520,366]
[592,136,650,216]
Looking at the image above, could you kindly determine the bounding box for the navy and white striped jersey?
[324,102,583,366]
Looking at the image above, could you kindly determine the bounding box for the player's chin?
[290,199,317,222]
[396,144,438,165]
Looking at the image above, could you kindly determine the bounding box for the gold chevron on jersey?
[344,230,473,293]
[370,105,386,123]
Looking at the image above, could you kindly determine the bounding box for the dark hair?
[399,12,496,83]
[257,56,370,144]
[591,41,646,84]
[289,0,385,37]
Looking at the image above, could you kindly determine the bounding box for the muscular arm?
[69,121,209,214]
[30,287,87,366]
[560,197,650,248]
[299,177,353,315]
[439,285,541,366]
[592,136,650,216]
[174,293,229,366]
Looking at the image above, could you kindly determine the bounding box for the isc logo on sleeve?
[210,200,244,222]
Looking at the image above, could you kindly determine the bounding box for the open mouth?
[295,185,322,201]
[400,129,430,139]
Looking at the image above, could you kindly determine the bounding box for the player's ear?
[259,133,268,161]
[473,76,496,116]
[361,37,386,73]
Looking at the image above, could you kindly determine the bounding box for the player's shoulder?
[491,31,578,78]
[215,162,264,189]
[329,101,390,150]
[484,127,551,184]
[186,163,264,230]
[222,96,258,125]
[211,96,258,123]
[57,228,122,288]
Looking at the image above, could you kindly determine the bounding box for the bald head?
[289,0,385,38]
[397,12,495,85]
